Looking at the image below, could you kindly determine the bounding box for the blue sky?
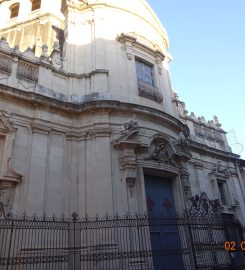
[148,0,245,159]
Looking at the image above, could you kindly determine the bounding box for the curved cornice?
[0,82,188,136]
[0,83,237,161]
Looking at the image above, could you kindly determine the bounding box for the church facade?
[0,0,244,228]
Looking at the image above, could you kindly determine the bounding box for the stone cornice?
[117,33,166,61]
[0,13,64,33]
[0,82,189,136]
[186,115,225,133]
[189,140,239,160]
[0,45,109,78]
[61,0,89,15]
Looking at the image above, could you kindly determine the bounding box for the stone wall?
[0,0,64,56]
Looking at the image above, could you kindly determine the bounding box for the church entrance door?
[144,174,185,270]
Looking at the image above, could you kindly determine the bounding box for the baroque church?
[0,0,245,225]
[1,1,245,269]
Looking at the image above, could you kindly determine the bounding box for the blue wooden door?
[145,175,185,270]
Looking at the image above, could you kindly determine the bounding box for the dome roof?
[86,0,169,50]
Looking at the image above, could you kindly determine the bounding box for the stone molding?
[0,82,189,135]
[173,93,224,132]
[0,39,109,81]
[61,0,88,15]
[0,82,239,162]
[189,140,239,160]
[0,113,22,204]
[17,58,39,83]
[138,80,163,104]
[209,161,231,182]
[0,50,13,74]
[117,33,166,61]
[117,33,165,104]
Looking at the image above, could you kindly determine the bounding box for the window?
[217,181,227,205]
[10,3,20,19]
[136,59,154,86]
[31,0,41,11]
[135,58,162,103]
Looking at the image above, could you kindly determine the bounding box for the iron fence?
[0,213,244,270]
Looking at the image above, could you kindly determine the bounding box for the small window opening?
[31,0,41,11]
[217,181,227,205]
[10,3,20,19]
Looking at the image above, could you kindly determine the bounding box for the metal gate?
[185,193,243,269]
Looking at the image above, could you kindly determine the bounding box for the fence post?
[68,212,81,270]
[187,221,198,270]
[6,220,14,270]
[136,215,143,270]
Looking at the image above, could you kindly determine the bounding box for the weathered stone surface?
[0,0,244,227]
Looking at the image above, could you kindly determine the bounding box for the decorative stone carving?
[151,143,176,166]
[174,95,188,117]
[178,160,191,198]
[0,37,11,51]
[14,45,20,52]
[51,41,62,68]
[0,52,13,74]
[190,112,197,119]
[155,51,164,74]
[121,118,139,135]
[173,132,192,160]
[112,122,140,160]
[239,160,245,173]
[198,116,207,124]
[117,33,137,61]
[0,113,22,205]
[22,47,36,60]
[112,118,141,149]
[172,92,179,102]
[147,136,177,167]
[17,60,39,82]
[40,44,50,63]
[126,177,136,197]
[211,161,230,178]
[112,119,141,202]
[126,177,136,188]
[213,115,222,128]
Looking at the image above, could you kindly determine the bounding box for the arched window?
[31,0,41,11]
[9,3,20,19]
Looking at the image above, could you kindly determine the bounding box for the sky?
[148,0,245,159]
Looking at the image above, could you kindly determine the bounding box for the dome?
[61,0,174,115]
[85,0,169,50]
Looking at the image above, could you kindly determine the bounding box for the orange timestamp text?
[224,241,245,251]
